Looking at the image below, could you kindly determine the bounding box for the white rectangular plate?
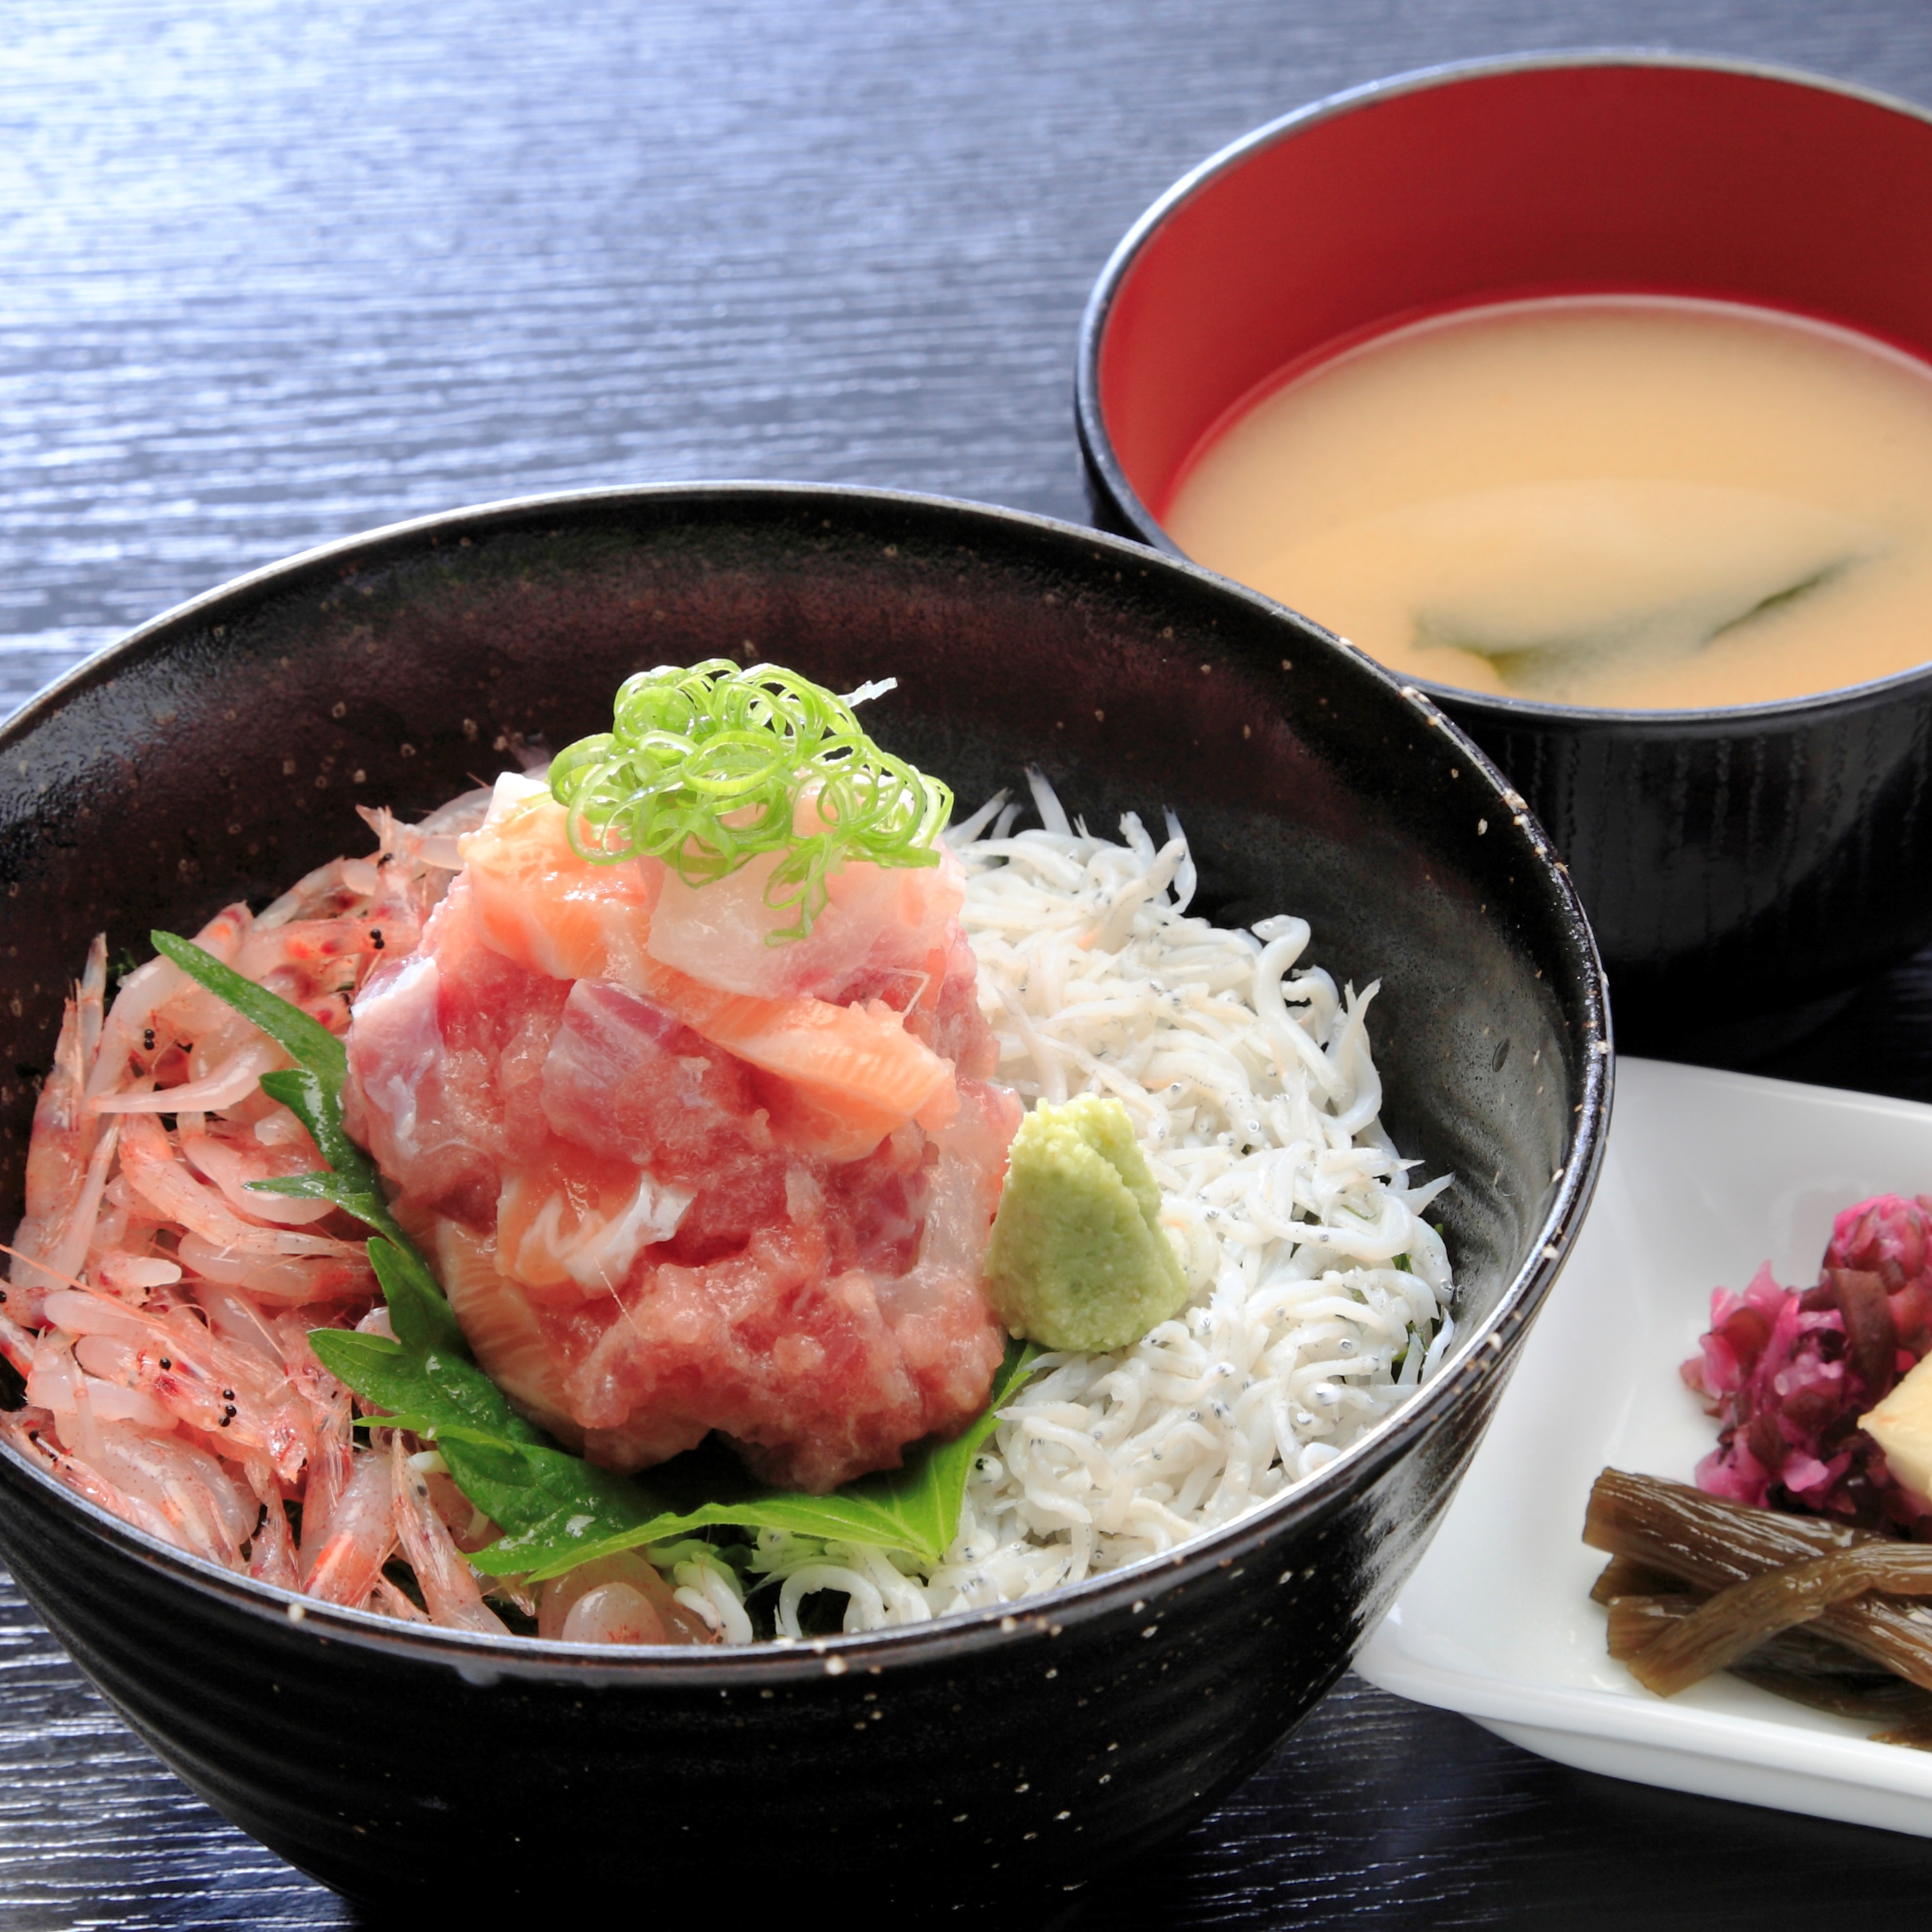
[1355,1055,1932,1836]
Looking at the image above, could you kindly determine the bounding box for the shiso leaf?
[244,1162,403,1245]
[156,930,1039,1584]
[471,1338,1042,1582]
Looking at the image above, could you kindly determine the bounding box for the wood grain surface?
[7,1,1932,1923]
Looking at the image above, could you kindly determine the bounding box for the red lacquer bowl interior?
[1088,59,1932,527]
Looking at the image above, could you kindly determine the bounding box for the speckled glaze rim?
[1073,46,1932,732]
[0,481,1611,1682]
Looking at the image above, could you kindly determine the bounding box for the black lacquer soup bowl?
[1078,53,1932,1058]
[0,486,1609,1912]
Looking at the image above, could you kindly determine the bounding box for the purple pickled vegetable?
[1682,1194,1932,1535]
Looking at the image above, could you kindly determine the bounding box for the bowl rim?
[0,480,1611,1675]
[1073,46,1932,730]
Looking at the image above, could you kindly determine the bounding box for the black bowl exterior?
[0,1339,1497,1909]
[0,485,1607,1906]
[1452,680,1932,1054]
[1073,51,1932,1056]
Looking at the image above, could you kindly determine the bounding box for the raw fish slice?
[543,1092,1012,1490]
[457,775,960,1154]
[748,1069,908,1164]
[537,981,790,1264]
[342,953,448,1176]
[433,1221,581,1444]
[874,1076,1020,1422]
[897,932,1003,1079]
[344,884,569,1228]
[349,774,1013,1493]
[624,954,957,1150]
[496,1141,692,1296]
[564,1222,930,1492]
[938,939,999,1076]
[460,775,664,987]
[539,980,774,1172]
[644,833,966,1004]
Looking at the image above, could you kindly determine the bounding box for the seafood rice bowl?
[0,485,1606,1908]
[6,659,1456,1647]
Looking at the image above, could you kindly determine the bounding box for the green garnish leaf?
[792,1338,1043,1561]
[156,926,1041,1589]
[244,1113,408,1249]
[467,1339,1041,1583]
[366,1234,472,1361]
[254,1069,364,1181]
[547,659,952,943]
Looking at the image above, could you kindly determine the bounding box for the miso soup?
[1164,298,1932,710]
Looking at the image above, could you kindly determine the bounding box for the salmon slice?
[749,1066,908,1164]
[459,775,663,986]
[627,953,958,1147]
[496,1142,693,1295]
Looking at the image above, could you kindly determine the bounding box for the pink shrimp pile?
[2,793,714,1645]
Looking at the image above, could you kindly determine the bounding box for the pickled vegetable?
[1586,1467,1932,1703]
[1619,1542,1932,1697]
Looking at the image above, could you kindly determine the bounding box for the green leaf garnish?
[468,1338,1041,1583]
[149,931,401,1241]
[546,659,952,943]
[155,929,1039,1591]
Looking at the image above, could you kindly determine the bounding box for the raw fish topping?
[345,766,1015,1494]
[2,671,1456,1644]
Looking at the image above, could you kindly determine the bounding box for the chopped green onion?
[547,659,951,943]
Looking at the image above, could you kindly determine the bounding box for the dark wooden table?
[6,1,1932,1922]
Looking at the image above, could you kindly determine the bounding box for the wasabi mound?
[983,1094,1189,1351]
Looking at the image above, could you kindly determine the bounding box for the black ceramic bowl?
[0,485,1607,1913]
[1077,52,1932,1059]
